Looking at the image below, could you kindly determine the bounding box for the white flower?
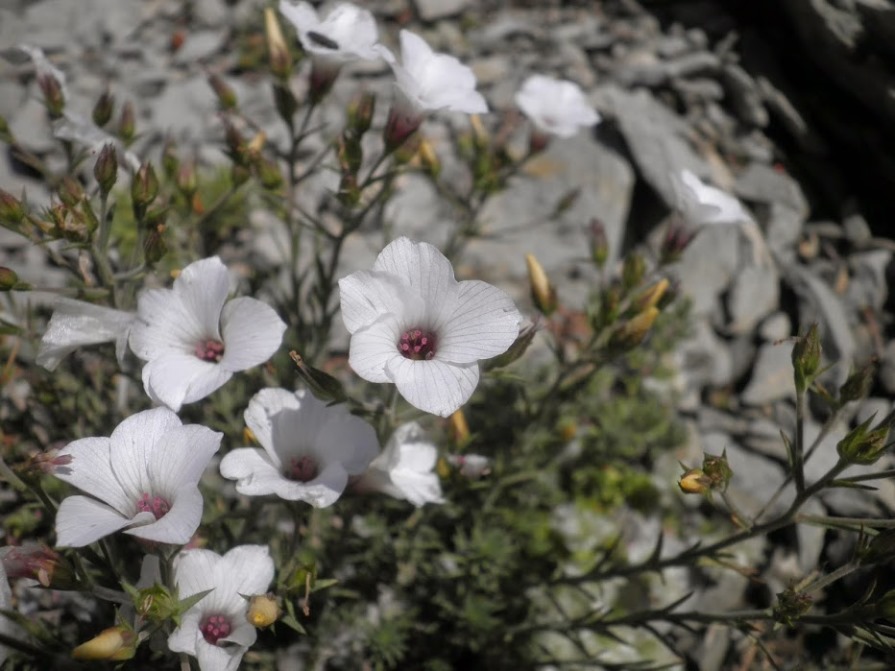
[355,422,444,507]
[36,298,135,371]
[338,237,522,417]
[675,169,753,227]
[53,408,221,547]
[128,257,287,412]
[219,388,379,508]
[168,545,274,671]
[447,453,491,479]
[514,74,600,138]
[278,1,381,62]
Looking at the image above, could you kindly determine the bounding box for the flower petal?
[338,269,416,333]
[56,437,132,514]
[197,639,245,671]
[129,290,205,360]
[173,257,232,335]
[125,485,203,545]
[173,549,219,598]
[435,280,521,363]
[348,315,403,383]
[373,238,459,311]
[219,448,284,491]
[36,299,135,371]
[109,407,182,498]
[141,352,232,412]
[148,424,222,491]
[315,414,379,475]
[219,297,286,372]
[167,609,202,656]
[55,495,131,547]
[243,388,301,461]
[387,357,480,417]
[219,544,275,597]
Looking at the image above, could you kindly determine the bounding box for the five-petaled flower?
[380,30,488,149]
[354,422,444,507]
[674,169,753,227]
[128,256,287,412]
[514,74,600,139]
[219,387,380,508]
[338,237,522,417]
[53,408,221,548]
[168,545,275,671]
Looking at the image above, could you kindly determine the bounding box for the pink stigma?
[135,493,170,520]
[200,614,232,645]
[398,328,437,361]
[286,455,318,482]
[195,339,225,362]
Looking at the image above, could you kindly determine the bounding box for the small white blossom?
[514,74,600,138]
[53,408,221,547]
[278,1,381,62]
[447,453,491,479]
[36,298,135,371]
[339,237,522,417]
[675,169,753,227]
[128,257,287,412]
[168,545,274,671]
[355,422,444,507]
[219,388,379,508]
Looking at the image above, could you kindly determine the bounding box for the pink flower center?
[135,493,170,520]
[200,614,232,645]
[195,339,225,362]
[286,455,318,482]
[398,327,437,360]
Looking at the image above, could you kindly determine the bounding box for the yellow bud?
[469,114,489,149]
[247,131,267,158]
[613,306,659,348]
[449,409,470,446]
[525,253,558,316]
[247,594,281,628]
[264,7,292,78]
[418,138,441,178]
[72,627,137,661]
[634,278,670,312]
[678,468,710,495]
[436,457,451,479]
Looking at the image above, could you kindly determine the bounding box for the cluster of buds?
[679,451,733,496]
[0,544,76,589]
[608,273,671,351]
[773,586,813,627]
[836,410,895,466]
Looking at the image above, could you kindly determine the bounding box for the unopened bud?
[792,323,822,394]
[223,120,247,165]
[447,454,491,480]
[418,138,441,179]
[0,545,76,589]
[621,252,646,290]
[660,219,697,264]
[272,81,298,124]
[93,143,118,196]
[0,189,25,225]
[336,132,362,176]
[38,73,65,118]
[347,92,375,136]
[702,451,732,491]
[161,139,179,178]
[383,105,422,154]
[589,218,609,268]
[72,626,138,661]
[92,89,115,127]
[773,587,813,627]
[448,409,470,447]
[633,278,670,313]
[208,74,237,110]
[837,415,891,465]
[264,7,292,78]
[0,267,20,290]
[142,215,167,266]
[525,253,558,316]
[486,321,538,370]
[839,360,875,406]
[289,351,348,404]
[131,162,159,219]
[309,61,341,104]
[136,584,177,621]
[678,468,710,494]
[247,594,281,628]
[611,306,659,348]
[118,101,136,143]
[58,176,84,208]
[256,156,284,191]
[175,161,197,198]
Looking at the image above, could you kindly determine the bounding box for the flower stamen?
[195,339,225,362]
[286,455,318,482]
[200,614,232,645]
[135,493,171,520]
[398,328,437,360]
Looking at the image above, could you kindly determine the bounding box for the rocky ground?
[1,0,894,668]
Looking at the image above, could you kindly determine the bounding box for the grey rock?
[722,63,769,127]
[756,75,825,152]
[734,161,809,216]
[741,340,795,405]
[149,76,218,139]
[672,77,725,101]
[796,498,826,573]
[857,398,892,426]
[723,438,794,518]
[384,173,453,248]
[190,0,230,28]
[173,30,226,65]
[8,95,55,152]
[728,263,780,334]
[728,334,758,384]
[843,212,872,244]
[766,203,805,261]
[676,319,735,391]
[674,223,742,318]
[847,249,891,312]
[760,311,792,342]
[413,0,468,22]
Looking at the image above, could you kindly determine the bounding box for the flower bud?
[633,278,670,313]
[621,252,646,290]
[337,173,361,207]
[837,415,892,465]
[38,73,65,119]
[93,143,118,196]
[142,215,168,266]
[92,89,115,128]
[309,61,341,104]
[486,321,538,370]
[660,219,696,265]
[58,176,84,208]
[289,351,348,404]
[264,7,292,79]
[256,156,284,191]
[224,120,247,165]
[589,218,609,268]
[792,323,822,394]
[383,105,422,154]
[0,189,25,226]
[72,626,138,661]
[418,138,441,179]
[208,74,237,110]
[773,587,812,627]
[175,161,198,199]
[678,468,710,494]
[136,584,178,621]
[525,253,558,316]
[161,139,179,178]
[118,101,136,143]
[448,409,470,447]
[0,267,19,291]
[447,454,491,479]
[0,545,76,589]
[347,92,376,136]
[702,451,733,491]
[838,360,875,406]
[247,593,281,628]
[131,162,159,219]
[611,306,659,349]
[336,132,363,176]
[272,81,298,124]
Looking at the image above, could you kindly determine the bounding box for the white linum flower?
[355,422,444,507]
[219,388,379,508]
[278,1,381,62]
[53,407,221,548]
[168,545,274,671]
[128,257,287,413]
[36,298,135,371]
[338,237,522,417]
[514,74,600,138]
[675,169,753,226]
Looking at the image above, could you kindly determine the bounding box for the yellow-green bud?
[839,360,875,406]
[589,218,609,268]
[256,156,284,191]
[792,323,822,394]
[93,143,118,195]
[208,74,237,110]
[347,92,376,136]
[0,267,19,291]
[621,252,646,290]
[118,101,136,143]
[264,7,292,79]
[58,176,84,208]
[678,468,710,494]
[0,188,25,225]
[131,162,159,220]
[38,73,65,119]
[92,89,115,127]
[72,626,138,661]
[836,415,890,465]
[247,593,281,628]
[525,253,558,316]
[176,161,198,198]
[289,352,348,404]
